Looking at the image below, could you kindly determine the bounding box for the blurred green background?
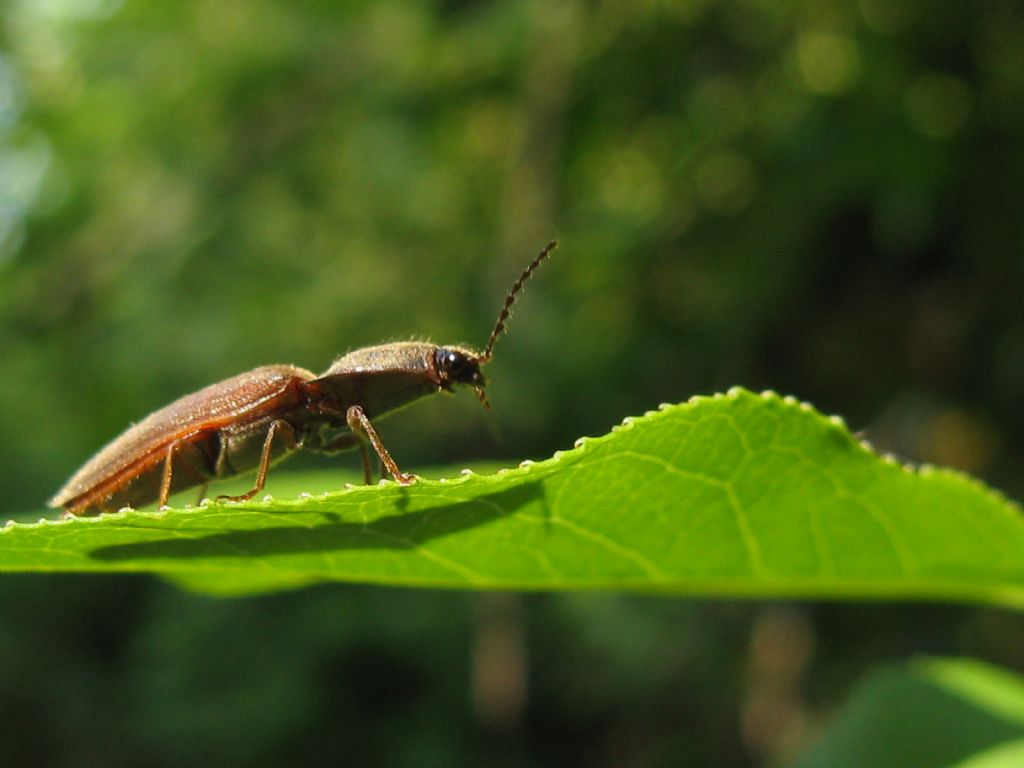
[2,0,1024,765]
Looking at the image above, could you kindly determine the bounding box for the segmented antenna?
[480,240,558,364]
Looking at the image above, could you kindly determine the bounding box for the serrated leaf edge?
[4,388,1018,534]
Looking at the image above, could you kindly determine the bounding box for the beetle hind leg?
[158,440,180,508]
[217,420,298,503]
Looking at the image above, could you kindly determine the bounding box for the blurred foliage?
[2,0,1024,765]
[794,658,1024,768]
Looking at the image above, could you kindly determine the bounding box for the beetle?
[50,241,557,516]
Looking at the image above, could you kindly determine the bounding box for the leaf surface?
[3,389,1022,601]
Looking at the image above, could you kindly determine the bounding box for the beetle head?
[434,346,489,409]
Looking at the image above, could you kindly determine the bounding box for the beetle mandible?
[50,241,557,516]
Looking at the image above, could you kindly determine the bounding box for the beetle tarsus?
[216,489,259,503]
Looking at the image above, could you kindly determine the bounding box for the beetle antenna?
[480,240,557,364]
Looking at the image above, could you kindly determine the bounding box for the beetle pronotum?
[50,241,557,516]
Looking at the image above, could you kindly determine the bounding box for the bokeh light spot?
[794,32,861,95]
[595,146,667,223]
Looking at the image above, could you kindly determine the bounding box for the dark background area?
[1,1,1023,765]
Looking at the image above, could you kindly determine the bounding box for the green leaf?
[952,740,1024,768]
[3,388,1022,600]
[791,658,1024,768]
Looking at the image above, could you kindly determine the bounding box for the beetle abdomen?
[51,365,314,515]
[58,429,221,515]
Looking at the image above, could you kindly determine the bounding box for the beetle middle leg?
[346,405,416,485]
[353,446,389,485]
[358,443,373,486]
[217,420,298,503]
[158,440,182,508]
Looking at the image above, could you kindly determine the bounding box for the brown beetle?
[50,242,557,516]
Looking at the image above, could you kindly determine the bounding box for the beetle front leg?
[217,420,298,503]
[346,405,416,485]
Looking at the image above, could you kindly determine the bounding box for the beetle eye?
[436,348,466,376]
[435,348,481,385]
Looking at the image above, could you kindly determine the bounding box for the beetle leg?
[346,405,416,485]
[359,443,373,485]
[158,440,181,508]
[217,420,297,503]
[305,429,374,484]
[195,483,209,505]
